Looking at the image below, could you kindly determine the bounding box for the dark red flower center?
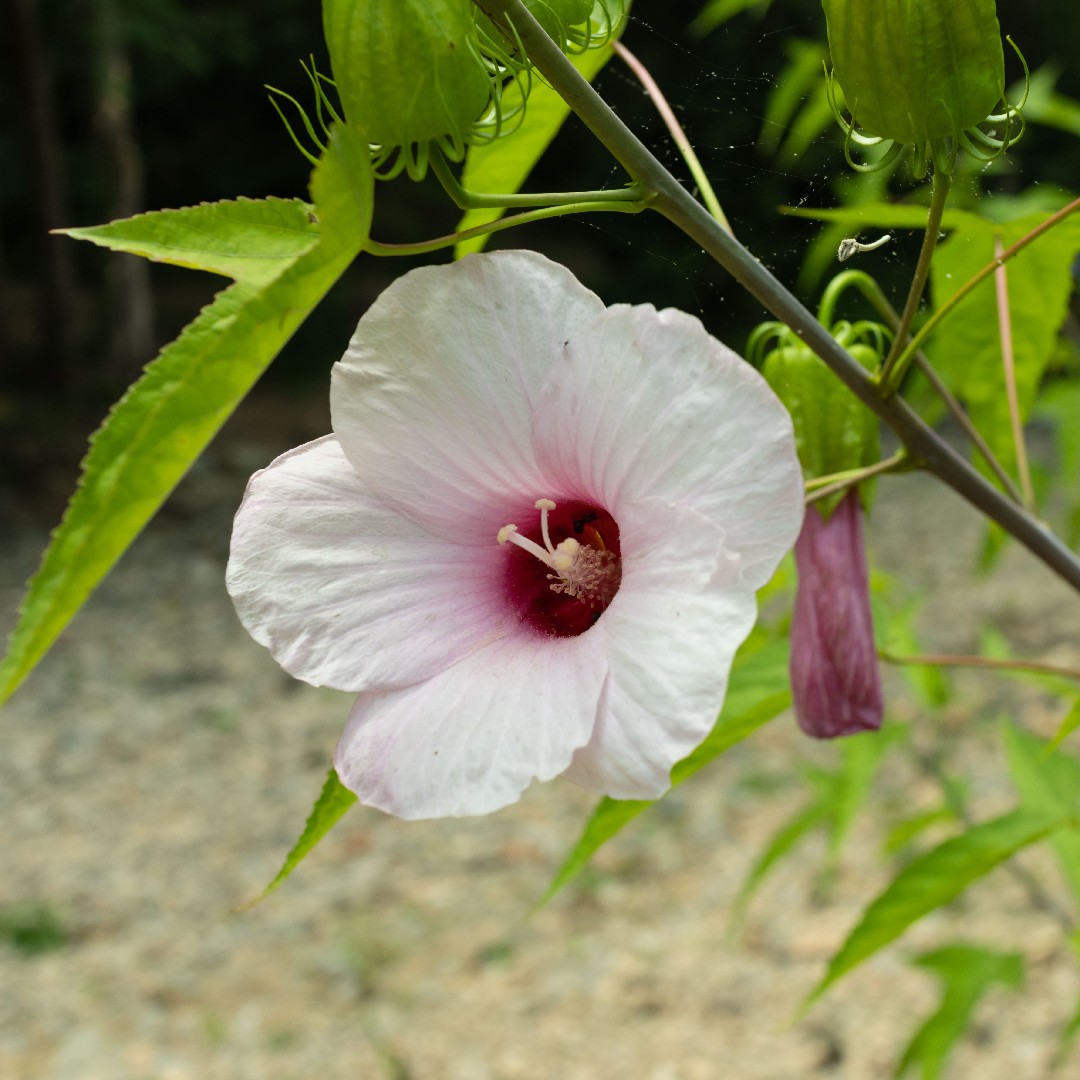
[499,499,622,638]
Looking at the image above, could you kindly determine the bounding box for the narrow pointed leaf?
[735,802,829,918]
[0,128,373,709]
[828,726,906,861]
[896,945,1023,1080]
[781,202,978,230]
[59,197,321,286]
[239,769,357,908]
[1048,696,1080,753]
[804,808,1066,1007]
[1003,724,1080,906]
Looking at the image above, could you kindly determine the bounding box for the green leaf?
[0,127,373,709]
[59,197,321,286]
[872,580,951,709]
[1054,986,1080,1070]
[882,806,958,856]
[1003,723,1080,907]
[927,211,1080,479]
[804,807,1066,1008]
[757,39,831,164]
[735,725,904,916]
[895,945,1023,1080]
[1018,63,1080,140]
[734,802,829,918]
[1049,697,1080,754]
[691,0,775,35]
[828,726,905,861]
[781,202,980,230]
[541,637,791,903]
[454,45,614,258]
[239,768,357,908]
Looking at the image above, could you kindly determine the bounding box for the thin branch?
[911,352,1026,503]
[880,651,1080,683]
[363,197,647,256]
[611,40,732,234]
[994,232,1035,508]
[893,196,1080,375]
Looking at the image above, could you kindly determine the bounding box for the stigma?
[498,499,620,609]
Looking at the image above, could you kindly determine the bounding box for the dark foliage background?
[1,0,1077,491]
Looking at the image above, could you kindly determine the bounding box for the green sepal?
[523,0,594,40]
[323,0,491,147]
[822,0,1005,145]
[760,339,880,518]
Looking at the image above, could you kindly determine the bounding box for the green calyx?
[752,321,883,519]
[822,0,1025,176]
[520,0,626,51]
[323,0,511,178]
[478,0,627,59]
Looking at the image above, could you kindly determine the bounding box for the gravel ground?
[2,394,1079,1080]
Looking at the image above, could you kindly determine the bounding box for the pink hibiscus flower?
[227,251,804,819]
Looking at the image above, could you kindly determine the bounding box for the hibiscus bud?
[755,325,884,739]
[323,0,492,148]
[790,491,883,738]
[761,340,880,516]
[822,0,1005,146]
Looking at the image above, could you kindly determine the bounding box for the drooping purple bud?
[790,491,883,738]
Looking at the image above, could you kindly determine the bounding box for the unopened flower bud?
[753,319,885,739]
[324,0,492,149]
[790,491,884,739]
[822,0,1023,175]
[823,0,1005,145]
[760,337,880,516]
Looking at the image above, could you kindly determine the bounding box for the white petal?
[561,499,758,798]
[226,436,514,692]
[533,304,804,588]
[334,629,608,819]
[331,250,606,540]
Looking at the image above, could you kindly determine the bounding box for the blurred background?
[2,2,1080,1078]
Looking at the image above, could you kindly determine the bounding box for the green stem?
[892,195,1080,378]
[428,144,644,209]
[363,197,646,257]
[611,40,732,233]
[804,452,908,506]
[878,168,951,394]
[480,0,1080,595]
